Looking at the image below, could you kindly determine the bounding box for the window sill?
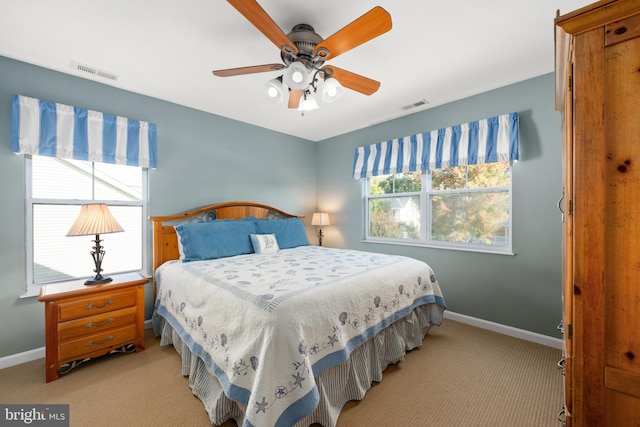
[20,269,152,299]
[361,239,515,256]
[20,288,40,299]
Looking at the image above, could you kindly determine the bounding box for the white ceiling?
[1,0,593,141]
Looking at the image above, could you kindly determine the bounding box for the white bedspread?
[154,246,445,427]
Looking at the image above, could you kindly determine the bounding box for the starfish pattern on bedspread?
[155,246,445,427]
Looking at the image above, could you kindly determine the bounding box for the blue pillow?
[175,218,257,262]
[255,217,309,249]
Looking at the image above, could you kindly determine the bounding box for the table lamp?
[67,204,124,285]
[311,213,330,246]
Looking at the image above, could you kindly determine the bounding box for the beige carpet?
[0,320,563,427]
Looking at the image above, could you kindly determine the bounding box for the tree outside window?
[365,162,512,253]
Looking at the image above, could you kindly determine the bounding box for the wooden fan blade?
[313,6,391,61]
[288,90,303,108]
[323,66,381,95]
[227,0,298,55]
[212,64,285,77]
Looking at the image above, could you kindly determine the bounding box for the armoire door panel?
[603,28,640,413]
[555,1,640,424]
[605,387,640,426]
[605,367,640,399]
[572,26,607,426]
[605,14,640,46]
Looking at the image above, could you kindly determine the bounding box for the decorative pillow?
[174,218,257,262]
[255,217,309,249]
[175,226,186,259]
[249,233,279,254]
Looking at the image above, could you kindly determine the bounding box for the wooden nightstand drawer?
[57,290,137,322]
[58,306,137,341]
[39,272,147,382]
[59,324,137,363]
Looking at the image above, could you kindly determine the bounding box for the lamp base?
[84,276,113,286]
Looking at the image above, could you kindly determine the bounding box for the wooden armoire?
[555,0,640,425]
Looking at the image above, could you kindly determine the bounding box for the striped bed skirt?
[153,303,444,426]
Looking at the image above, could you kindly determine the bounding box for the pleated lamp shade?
[67,204,124,236]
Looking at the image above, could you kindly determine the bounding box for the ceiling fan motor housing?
[281,24,325,71]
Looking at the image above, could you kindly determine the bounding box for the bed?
[150,201,446,427]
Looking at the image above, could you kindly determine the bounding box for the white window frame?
[364,164,514,255]
[23,156,149,297]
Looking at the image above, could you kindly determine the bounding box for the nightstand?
[38,272,147,382]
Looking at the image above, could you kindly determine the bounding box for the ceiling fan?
[212,0,392,110]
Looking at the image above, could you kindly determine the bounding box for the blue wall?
[0,54,562,358]
[316,73,563,337]
[0,56,316,357]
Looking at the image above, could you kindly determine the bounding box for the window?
[365,162,512,254]
[25,155,148,295]
[368,172,422,240]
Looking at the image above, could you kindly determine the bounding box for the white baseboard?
[0,314,561,370]
[0,320,156,370]
[443,311,563,350]
[0,347,45,370]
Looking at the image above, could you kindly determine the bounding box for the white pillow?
[174,225,185,259]
[250,233,279,254]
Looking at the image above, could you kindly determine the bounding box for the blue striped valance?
[353,112,518,179]
[10,94,158,169]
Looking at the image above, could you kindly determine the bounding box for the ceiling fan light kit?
[298,91,320,112]
[320,77,345,103]
[264,77,286,103]
[213,0,392,112]
[282,61,311,90]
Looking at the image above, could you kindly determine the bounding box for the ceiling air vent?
[71,61,119,81]
[400,99,429,111]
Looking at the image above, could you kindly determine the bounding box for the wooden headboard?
[149,201,303,274]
